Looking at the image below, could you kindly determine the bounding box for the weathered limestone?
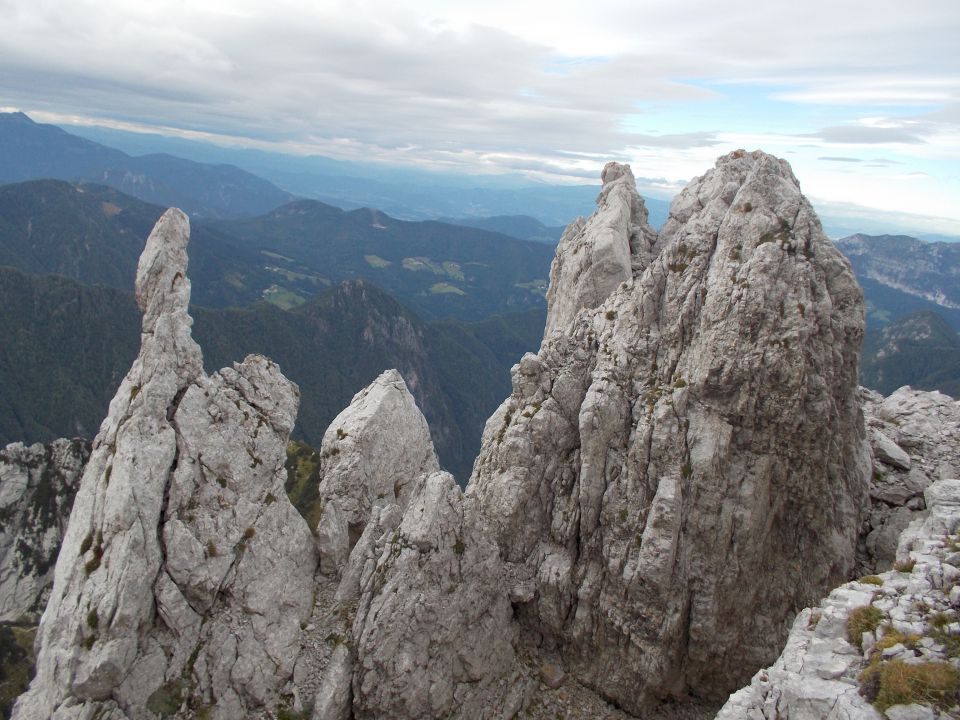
[347,471,525,719]
[0,439,90,623]
[307,374,525,719]
[717,479,960,720]
[314,369,439,574]
[543,162,658,339]
[13,209,317,720]
[469,151,871,712]
[860,387,960,573]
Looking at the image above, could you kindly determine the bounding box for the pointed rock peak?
[315,368,440,573]
[135,207,191,329]
[600,161,635,187]
[543,161,657,339]
[15,210,316,720]
[472,149,869,712]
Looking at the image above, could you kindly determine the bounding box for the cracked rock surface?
[468,151,871,712]
[314,368,439,574]
[0,438,90,623]
[347,471,526,719]
[859,387,960,574]
[305,372,525,719]
[718,479,960,720]
[13,209,317,720]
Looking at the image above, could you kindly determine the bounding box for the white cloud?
[1,0,958,231]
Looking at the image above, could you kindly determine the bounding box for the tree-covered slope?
[213,200,555,321]
[0,179,554,321]
[861,310,960,398]
[0,179,307,309]
[0,267,543,480]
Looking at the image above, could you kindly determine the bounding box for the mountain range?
[0,113,958,495]
[60,120,622,226]
[0,262,542,481]
[0,178,556,322]
[835,233,960,331]
[0,112,293,220]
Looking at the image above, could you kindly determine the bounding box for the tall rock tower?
[468,150,871,711]
[15,210,317,720]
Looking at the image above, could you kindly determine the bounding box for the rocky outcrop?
[6,152,887,719]
[0,439,90,623]
[717,479,960,720]
[13,209,317,720]
[860,387,960,573]
[314,369,439,574]
[304,373,524,720]
[469,151,871,712]
[344,471,524,719]
[543,162,658,339]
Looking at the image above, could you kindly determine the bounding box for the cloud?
[0,0,958,229]
[810,125,927,145]
[818,157,862,163]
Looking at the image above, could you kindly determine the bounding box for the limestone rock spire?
[469,149,871,712]
[14,209,317,720]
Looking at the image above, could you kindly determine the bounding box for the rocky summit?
[469,150,871,711]
[13,210,317,720]
[10,150,928,719]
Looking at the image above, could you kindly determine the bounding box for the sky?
[2,0,959,235]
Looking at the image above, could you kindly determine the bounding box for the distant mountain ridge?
[439,214,567,244]
[64,121,610,225]
[0,179,555,321]
[0,112,293,219]
[835,233,960,330]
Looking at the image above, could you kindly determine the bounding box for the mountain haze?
[64,121,607,225]
[0,112,293,219]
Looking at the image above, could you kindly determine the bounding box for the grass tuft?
[847,605,885,645]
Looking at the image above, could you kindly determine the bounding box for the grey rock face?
[306,373,524,719]
[860,386,960,572]
[347,471,525,719]
[469,150,871,711]
[13,209,317,720]
[543,162,658,340]
[718,478,960,720]
[314,368,439,574]
[0,438,90,623]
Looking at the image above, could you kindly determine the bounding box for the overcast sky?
[2,0,958,234]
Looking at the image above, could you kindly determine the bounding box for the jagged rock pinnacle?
[314,368,440,574]
[543,161,658,340]
[14,210,317,720]
[469,149,871,712]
